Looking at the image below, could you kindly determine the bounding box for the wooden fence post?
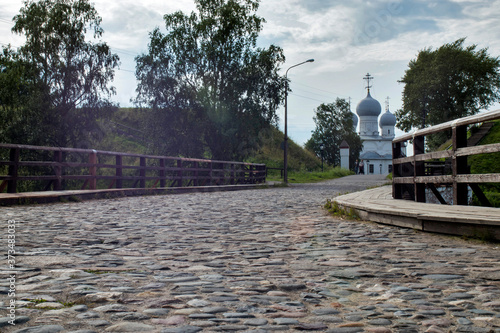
[177,159,183,187]
[453,125,468,205]
[54,150,63,191]
[231,164,235,185]
[7,148,20,193]
[392,142,402,199]
[259,165,265,183]
[249,164,254,184]
[116,155,123,189]
[413,135,425,202]
[89,150,97,190]
[209,162,213,185]
[140,157,146,188]
[193,161,199,186]
[159,158,166,188]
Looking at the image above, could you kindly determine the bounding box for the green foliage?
[97,135,146,156]
[26,298,75,309]
[84,269,114,275]
[284,167,353,183]
[98,111,346,184]
[0,47,48,144]
[134,0,286,161]
[396,38,500,150]
[97,108,150,153]
[1,0,119,147]
[29,298,48,304]
[324,199,360,220]
[305,98,362,168]
[246,125,320,172]
[469,120,500,207]
[1,104,353,192]
[97,113,323,177]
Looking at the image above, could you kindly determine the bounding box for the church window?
[369,164,374,174]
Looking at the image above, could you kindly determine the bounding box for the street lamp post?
[284,59,314,184]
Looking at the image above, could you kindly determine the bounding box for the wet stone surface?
[1,175,500,332]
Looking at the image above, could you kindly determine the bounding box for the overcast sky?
[1,0,500,145]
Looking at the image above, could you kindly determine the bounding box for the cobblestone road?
[1,175,500,333]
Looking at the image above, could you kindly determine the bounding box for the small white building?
[352,74,396,175]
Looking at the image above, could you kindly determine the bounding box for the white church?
[351,73,397,175]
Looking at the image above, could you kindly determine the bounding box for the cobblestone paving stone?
[1,175,500,333]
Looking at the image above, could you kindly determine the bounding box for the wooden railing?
[0,144,266,193]
[392,109,500,206]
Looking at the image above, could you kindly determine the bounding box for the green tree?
[396,38,500,149]
[0,47,45,144]
[134,0,286,160]
[305,98,362,168]
[1,0,119,147]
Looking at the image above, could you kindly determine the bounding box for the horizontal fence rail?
[392,109,500,206]
[0,144,266,193]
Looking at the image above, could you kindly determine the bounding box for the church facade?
[352,74,396,175]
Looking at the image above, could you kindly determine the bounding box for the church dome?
[379,109,396,127]
[356,92,381,117]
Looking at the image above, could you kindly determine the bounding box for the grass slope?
[96,109,352,183]
[246,126,321,171]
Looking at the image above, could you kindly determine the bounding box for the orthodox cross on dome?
[385,96,390,111]
[363,73,373,93]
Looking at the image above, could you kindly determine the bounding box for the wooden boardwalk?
[334,185,500,241]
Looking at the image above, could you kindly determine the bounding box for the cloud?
[266,0,471,49]
[397,0,465,19]
[0,3,26,48]
[94,2,165,53]
[0,2,21,20]
[93,0,198,53]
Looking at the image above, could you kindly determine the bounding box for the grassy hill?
[245,125,321,171]
[245,125,354,182]
[96,108,151,154]
[94,108,348,182]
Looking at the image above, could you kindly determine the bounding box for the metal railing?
[392,109,500,206]
[0,144,266,193]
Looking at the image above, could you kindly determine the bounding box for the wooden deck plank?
[334,185,500,239]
